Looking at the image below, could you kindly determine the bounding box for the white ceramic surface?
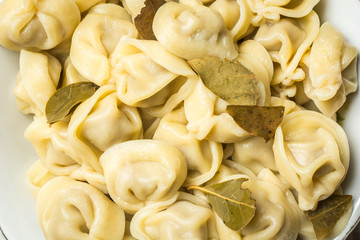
[0,0,360,239]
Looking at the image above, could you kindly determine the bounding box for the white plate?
[0,0,360,239]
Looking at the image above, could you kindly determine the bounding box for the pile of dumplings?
[0,0,357,239]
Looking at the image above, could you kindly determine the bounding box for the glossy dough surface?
[0,0,357,239]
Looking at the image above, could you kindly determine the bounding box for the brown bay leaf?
[134,0,166,40]
[188,178,256,231]
[45,82,99,124]
[188,56,259,105]
[306,194,352,240]
[227,105,284,142]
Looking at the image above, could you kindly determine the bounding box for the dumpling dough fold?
[273,110,349,210]
[67,84,142,181]
[100,139,187,213]
[302,22,358,117]
[37,176,125,240]
[254,11,319,98]
[153,0,238,60]
[130,192,214,240]
[247,0,319,25]
[111,38,197,117]
[153,107,223,186]
[70,3,137,86]
[14,50,61,116]
[25,115,108,193]
[0,0,80,51]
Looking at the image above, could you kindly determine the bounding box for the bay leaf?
[188,178,256,231]
[306,194,352,240]
[134,0,166,40]
[227,105,284,142]
[45,82,99,124]
[188,56,259,105]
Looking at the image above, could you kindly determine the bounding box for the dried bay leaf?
[45,82,99,124]
[188,56,259,105]
[134,0,166,40]
[227,105,284,142]
[188,178,256,231]
[306,194,352,240]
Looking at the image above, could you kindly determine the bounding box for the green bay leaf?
[134,0,166,40]
[306,194,352,240]
[227,105,284,142]
[188,178,256,231]
[188,56,259,105]
[45,82,99,124]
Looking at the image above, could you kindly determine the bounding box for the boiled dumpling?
[70,3,137,86]
[66,84,143,184]
[111,38,197,117]
[131,192,214,240]
[209,0,255,41]
[232,137,277,175]
[241,168,300,240]
[14,50,61,116]
[37,176,125,240]
[254,11,320,98]
[302,22,358,117]
[24,115,108,193]
[0,0,80,51]
[25,116,82,178]
[26,160,56,199]
[100,140,187,213]
[273,110,349,210]
[153,0,238,60]
[247,0,319,25]
[153,107,223,186]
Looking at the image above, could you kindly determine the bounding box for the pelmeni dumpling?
[0,0,80,51]
[254,11,320,98]
[273,110,350,210]
[100,140,187,213]
[153,107,223,186]
[111,38,197,117]
[241,168,300,240]
[26,160,56,199]
[37,176,125,240]
[14,50,61,116]
[24,115,108,193]
[67,84,142,177]
[79,93,142,152]
[70,3,138,86]
[70,85,142,152]
[232,137,277,175]
[302,22,358,117]
[247,0,319,25]
[153,0,238,60]
[131,192,214,240]
[209,0,255,41]
[25,116,81,177]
